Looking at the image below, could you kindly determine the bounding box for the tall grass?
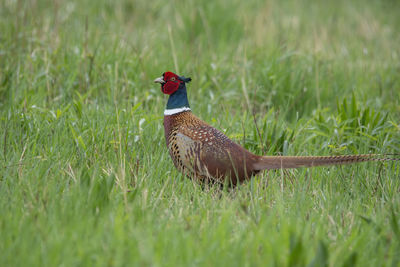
[1,0,400,266]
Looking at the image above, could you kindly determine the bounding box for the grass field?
[1,0,400,266]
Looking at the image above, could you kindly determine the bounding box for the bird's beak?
[154,77,165,84]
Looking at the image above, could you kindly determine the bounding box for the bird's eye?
[170,77,176,81]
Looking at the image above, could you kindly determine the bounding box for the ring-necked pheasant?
[155,71,398,186]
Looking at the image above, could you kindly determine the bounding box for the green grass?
[1,0,400,266]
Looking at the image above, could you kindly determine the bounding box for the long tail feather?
[252,154,399,171]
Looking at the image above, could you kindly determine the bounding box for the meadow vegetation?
[1,0,400,266]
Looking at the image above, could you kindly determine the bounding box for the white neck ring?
[164,107,191,115]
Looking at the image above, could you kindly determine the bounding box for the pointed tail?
[252,154,399,171]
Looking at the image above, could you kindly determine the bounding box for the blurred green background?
[2,0,400,116]
[1,0,400,266]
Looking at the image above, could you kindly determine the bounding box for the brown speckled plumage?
[156,71,399,186]
[164,111,260,185]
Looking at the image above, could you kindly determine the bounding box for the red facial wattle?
[162,80,180,94]
[160,72,182,95]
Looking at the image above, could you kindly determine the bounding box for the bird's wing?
[176,124,246,178]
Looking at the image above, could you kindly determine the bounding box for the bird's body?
[155,71,397,185]
[164,110,259,185]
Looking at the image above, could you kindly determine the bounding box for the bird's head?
[154,71,191,95]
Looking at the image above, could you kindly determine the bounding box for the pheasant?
[155,71,398,186]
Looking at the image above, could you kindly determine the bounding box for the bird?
[154,71,398,186]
